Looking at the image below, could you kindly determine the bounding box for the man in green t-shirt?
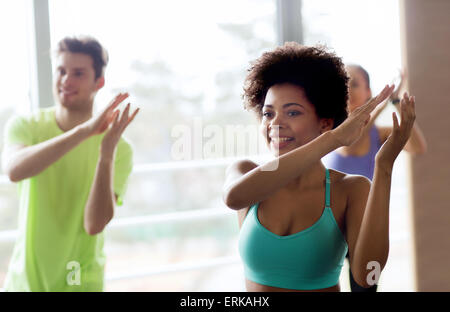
[1,36,139,291]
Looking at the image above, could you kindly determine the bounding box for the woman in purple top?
[323,64,427,291]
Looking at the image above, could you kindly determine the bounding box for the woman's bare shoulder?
[328,169,371,193]
[225,159,259,176]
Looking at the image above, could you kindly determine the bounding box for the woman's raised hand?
[390,69,407,101]
[375,92,416,169]
[332,84,395,147]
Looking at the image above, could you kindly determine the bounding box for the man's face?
[54,52,104,110]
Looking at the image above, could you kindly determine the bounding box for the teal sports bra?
[238,169,348,290]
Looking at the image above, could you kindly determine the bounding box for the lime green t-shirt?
[2,107,133,292]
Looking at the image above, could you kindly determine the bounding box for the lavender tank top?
[322,126,382,180]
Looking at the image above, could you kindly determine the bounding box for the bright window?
[48,0,276,291]
[0,0,32,286]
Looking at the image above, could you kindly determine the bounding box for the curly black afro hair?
[243,42,349,129]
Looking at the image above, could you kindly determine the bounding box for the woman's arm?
[223,131,341,210]
[348,92,416,288]
[378,122,427,155]
[380,71,426,154]
[223,85,395,210]
[347,164,392,288]
[378,93,426,154]
[364,71,405,131]
[402,122,427,154]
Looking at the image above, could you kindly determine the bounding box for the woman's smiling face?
[260,83,332,156]
[346,65,372,113]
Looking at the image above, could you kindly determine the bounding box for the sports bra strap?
[325,169,331,208]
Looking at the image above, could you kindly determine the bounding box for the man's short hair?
[56,36,109,79]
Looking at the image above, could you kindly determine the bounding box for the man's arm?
[83,154,116,235]
[2,126,89,182]
[2,93,129,182]
[83,103,139,235]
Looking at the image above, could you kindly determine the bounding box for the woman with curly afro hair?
[223,42,416,292]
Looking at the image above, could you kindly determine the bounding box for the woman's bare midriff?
[245,279,340,292]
